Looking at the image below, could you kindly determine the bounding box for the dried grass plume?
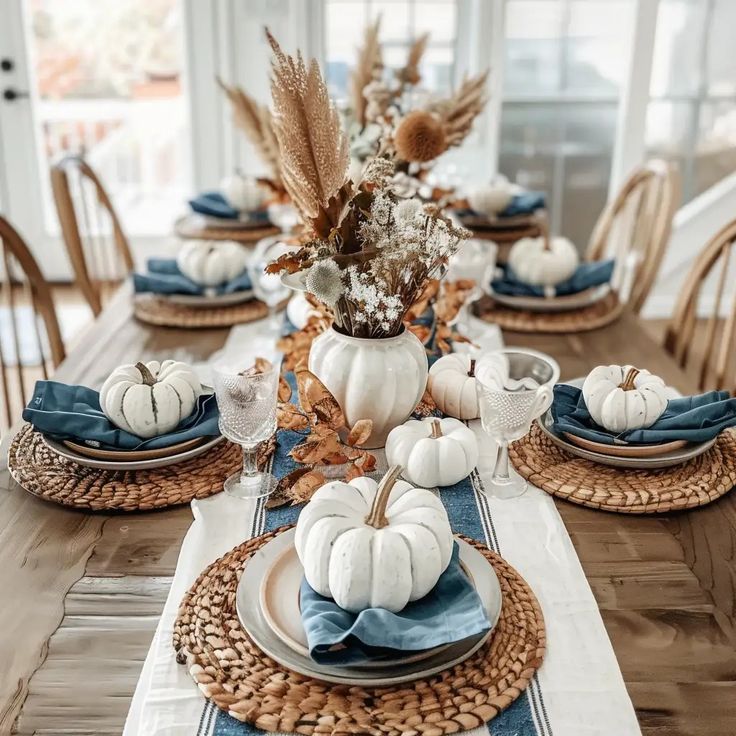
[350,17,383,127]
[396,32,429,86]
[432,70,490,148]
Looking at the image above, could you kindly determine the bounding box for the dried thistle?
[431,70,490,149]
[350,17,383,127]
[394,110,447,163]
[267,29,352,236]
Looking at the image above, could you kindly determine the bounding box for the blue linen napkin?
[189,191,271,221]
[22,380,220,450]
[551,383,736,445]
[491,259,614,298]
[133,258,252,296]
[500,191,545,217]
[299,542,490,666]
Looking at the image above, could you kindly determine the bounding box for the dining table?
[1,283,735,736]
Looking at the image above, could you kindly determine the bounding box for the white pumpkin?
[295,466,453,613]
[176,240,249,287]
[582,365,668,433]
[100,360,202,438]
[386,417,479,488]
[220,173,267,212]
[508,235,579,287]
[468,181,513,216]
[428,354,480,419]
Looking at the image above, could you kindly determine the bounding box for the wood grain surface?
[2,287,735,735]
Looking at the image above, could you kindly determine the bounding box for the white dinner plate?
[489,283,611,313]
[161,289,254,307]
[42,433,225,471]
[236,528,502,686]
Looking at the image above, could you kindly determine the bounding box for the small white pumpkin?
[176,240,249,287]
[100,360,202,438]
[295,466,453,613]
[582,365,668,433]
[468,181,513,216]
[386,418,479,488]
[508,235,579,288]
[220,173,267,212]
[428,354,480,420]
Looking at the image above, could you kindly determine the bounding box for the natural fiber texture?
[134,296,269,329]
[475,291,623,333]
[431,71,489,149]
[173,527,545,735]
[350,18,382,126]
[510,423,736,514]
[7,425,274,512]
[174,216,279,243]
[267,31,350,233]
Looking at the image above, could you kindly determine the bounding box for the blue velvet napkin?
[189,191,271,221]
[299,543,490,666]
[22,380,220,450]
[491,260,614,298]
[500,191,546,217]
[133,258,252,296]
[551,383,736,445]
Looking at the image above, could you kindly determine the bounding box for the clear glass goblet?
[267,202,299,234]
[213,360,280,499]
[475,348,560,499]
[249,236,293,335]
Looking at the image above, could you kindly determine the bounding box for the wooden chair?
[664,218,736,395]
[586,160,679,314]
[0,215,65,433]
[51,154,134,317]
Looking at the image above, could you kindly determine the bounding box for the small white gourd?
[508,234,579,288]
[582,365,668,433]
[220,173,267,212]
[427,354,480,420]
[176,240,249,287]
[385,417,479,487]
[295,466,454,613]
[100,360,202,438]
[468,182,513,216]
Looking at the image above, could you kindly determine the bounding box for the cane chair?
[663,218,736,395]
[51,154,134,317]
[586,160,679,314]
[0,215,65,433]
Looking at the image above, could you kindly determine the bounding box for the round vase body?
[308,326,428,448]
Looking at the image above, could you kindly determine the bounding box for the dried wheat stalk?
[350,17,383,127]
[267,30,351,235]
[217,77,282,185]
[433,70,490,148]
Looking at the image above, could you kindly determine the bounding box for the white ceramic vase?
[308,326,428,449]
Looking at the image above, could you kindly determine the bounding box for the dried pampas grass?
[267,29,351,236]
[350,18,383,127]
[396,32,429,87]
[432,70,490,148]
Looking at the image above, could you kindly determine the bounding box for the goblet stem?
[493,441,511,484]
[241,445,260,484]
[267,303,281,333]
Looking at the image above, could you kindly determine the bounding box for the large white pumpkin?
[582,365,668,433]
[176,240,249,287]
[468,182,513,217]
[508,235,579,288]
[295,466,454,613]
[100,360,202,438]
[428,354,479,419]
[220,173,267,212]
[385,417,478,487]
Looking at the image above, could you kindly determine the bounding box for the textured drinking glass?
[249,237,292,334]
[213,361,280,499]
[267,202,299,234]
[448,239,498,337]
[475,349,559,499]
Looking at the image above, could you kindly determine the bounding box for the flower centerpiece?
[265,31,469,447]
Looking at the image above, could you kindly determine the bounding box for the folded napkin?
[23,380,220,450]
[552,383,736,445]
[501,191,546,217]
[189,191,270,221]
[491,259,614,298]
[133,259,252,296]
[300,543,490,666]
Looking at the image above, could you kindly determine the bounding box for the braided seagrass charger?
[475,292,623,333]
[173,527,545,736]
[509,423,736,514]
[7,424,272,512]
[134,295,268,328]
[174,215,280,243]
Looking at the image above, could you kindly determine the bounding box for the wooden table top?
[2,289,735,736]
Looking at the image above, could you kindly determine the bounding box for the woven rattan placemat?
[173,527,545,735]
[7,425,273,512]
[134,296,268,328]
[475,291,623,333]
[174,216,280,243]
[510,423,736,513]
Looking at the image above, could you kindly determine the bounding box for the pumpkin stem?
[468,358,476,378]
[430,419,443,439]
[135,362,156,386]
[365,465,403,530]
[619,367,640,391]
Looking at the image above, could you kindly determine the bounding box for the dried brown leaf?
[278,376,292,402]
[414,388,438,417]
[290,426,344,464]
[277,404,310,431]
[345,419,373,447]
[290,469,326,504]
